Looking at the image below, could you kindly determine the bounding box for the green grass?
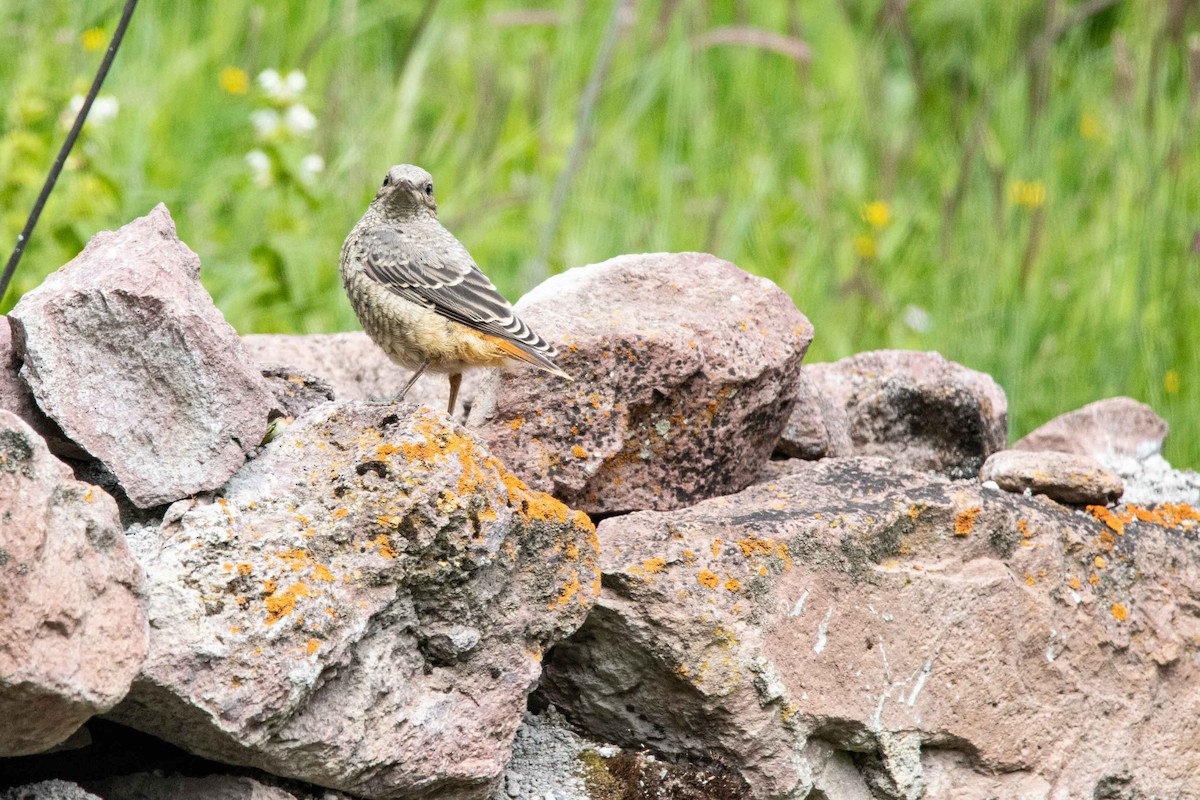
[2,1,1198,467]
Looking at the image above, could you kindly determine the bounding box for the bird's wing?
[360,225,565,373]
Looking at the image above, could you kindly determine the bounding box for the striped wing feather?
[361,226,564,374]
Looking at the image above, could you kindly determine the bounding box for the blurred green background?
[1,1,1197,466]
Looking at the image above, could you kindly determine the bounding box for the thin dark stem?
[0,0,140,306]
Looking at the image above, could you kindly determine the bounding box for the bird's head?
[371,164,437,219]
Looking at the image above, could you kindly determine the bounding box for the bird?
[340,164,569,416]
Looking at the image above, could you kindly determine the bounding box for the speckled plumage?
[340,165,568,413]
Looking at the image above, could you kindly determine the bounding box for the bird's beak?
[396,178,413,190]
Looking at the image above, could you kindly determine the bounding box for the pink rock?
[87,774,300,800]
[775,368,841,460]
[1013,396,1168,460]
[981,449,1123,505]
[8,205,273,508]
[539,457,1200,798]
[469,253,813,514]
[0,318,85,460]
[242,332,481,419]
[110,402,599,799]
[0,411,147,756]
[792,350,1007,477]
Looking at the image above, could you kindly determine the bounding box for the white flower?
[298,153,324,183]
[245,149,272,186]
[901,304,932,334]
[284,70,307,96]
[90,95,119,124]
[250,108,280,138]
[257,69,282,94]
[284,103,317,136]
[61,93,119,130]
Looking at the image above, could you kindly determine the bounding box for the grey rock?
[259,365,335,419]
[0,411,147,756]
[0,781,102,800]
[86,774,299,800]
[1096,453,1200,507]
[0,317,85,460]
[8,205,273,508]
[469,252,812,514]
[980,449,1124,506]
[1013,397,1168,460]
[109,401,599,800]
[794,350,1007,477]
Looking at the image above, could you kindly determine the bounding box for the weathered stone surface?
[0,781,101,800]
[110,402,599,800]
[0,411,147,756]
[259,365,335,420]
[87,774,299,800]
[788,350,1007,478]
[981,449,1123,506]
[8,205,273,508]
[1014,396,1168,460]
[1098,453,1200,507]
[0,318,85,460]
[539,457,1200,799]
[242,332,482,420]
[469,253,812,514]
[775,369,842,460]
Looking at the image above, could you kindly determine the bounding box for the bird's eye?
[425,183,433,196]
[383,174,392,187]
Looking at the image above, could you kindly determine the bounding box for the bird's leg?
[384,357,430,405]
[447,372,462,417]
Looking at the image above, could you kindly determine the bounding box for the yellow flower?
[81,28,107,52]
[1010,180,1046,209]
[1164,369,1180,394]
[219,66,250,95]
[1080,112,1104,141]
[853,235,877,259]
[861,200,890,229]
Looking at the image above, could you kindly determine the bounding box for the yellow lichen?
[725,578,741,592]
[697,569,719,589]
[643,557,666,574]
[332,508,349,520]
[571,445,588,459]
[264,582,310,625]
[955,506,981,536]
[1111,603,1128,622]
[306,638,320,655]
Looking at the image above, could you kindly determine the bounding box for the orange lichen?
[1068,577,1082,591]
[230,626,239,635]
[306,638,321,655]
[223,563,234,572]
[1097,529,1116,553]
[237,563,252,576]
[566,541,580,560]
[682,549,695,563]
[698,569,719,589]
[83,487,95,503]
[313,564,334,581]
[736,537,776,558]
[1089,574,1100,585]
[377,515,403,528]
[572,445,588,459]
[509,417,525,431]
[1088,505,1125,535]
[725,578,742,592]
[1111,603,1129,622]
[264,582,310,625]
[375,534,397,559]
[332,508,349,520]
[711,538,723,558]
[1018,519,1032,538]
[1025,574,1036,586]
[1094,556,1107,569]
[643,557,666,574]
[555,570,581,608]
[954,506,982,536]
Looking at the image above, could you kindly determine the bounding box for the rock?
[487,710,593,800]
[8,205,273,508]
[241,332,483,419]
[789,350,1007,477]
[774,369,841,460]
[0,411,147,757]
[980,449,1123,505]
[1097,454,1200,507]
[86,774,299,800]
[1013,397,1168,460]
[0,781,102,800]
[259,365,335,420]
[109,402,599,800]
[538,457,1200,799]
[469,253,812,514]
[0,317,86,460]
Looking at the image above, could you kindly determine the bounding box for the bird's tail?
[483,333,573,381]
